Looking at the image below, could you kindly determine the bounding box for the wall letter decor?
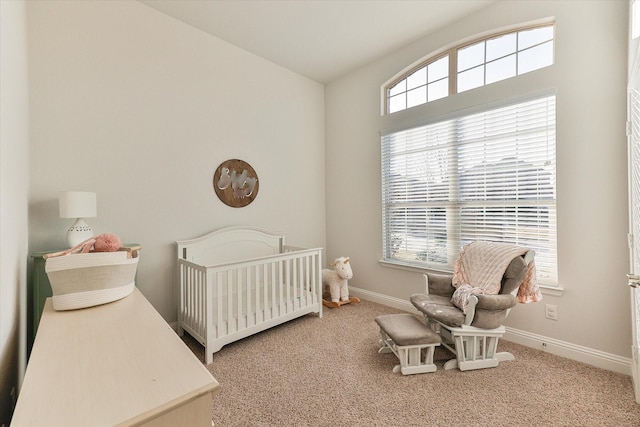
[213,159,259,208]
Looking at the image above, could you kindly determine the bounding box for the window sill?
[378,259,564,297]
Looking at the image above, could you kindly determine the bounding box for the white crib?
[176,226,323,364]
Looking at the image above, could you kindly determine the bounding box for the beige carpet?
[182,299,640,426]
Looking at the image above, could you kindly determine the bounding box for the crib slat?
[216,271,224,339]
[253,265,260,324]
[302,255,308,307]
[269,262,274,318]
[188,267,194,332]
[292,258,298,311]
[228,270,233,334]
[302,256,308,307]
[185,266,191,323]
[278,260,284,316]
[237,268,243,331]
[201,268,206,337]
[293,257,299,310]
[194,268,199,335]
[285,259,290,313]
[245,266,252,328]
[298,257,304,309]
[194,268,200,336]
[179,264,185,329]
[189,268,195,329]
[233,269,238,332]
[263,264,270,321]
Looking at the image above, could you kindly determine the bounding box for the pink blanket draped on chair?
[452,241,541,304]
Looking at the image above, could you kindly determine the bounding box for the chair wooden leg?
[432,321,512,371]
[455,332,503,371]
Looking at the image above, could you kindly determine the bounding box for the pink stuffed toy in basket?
[44,233,141,311]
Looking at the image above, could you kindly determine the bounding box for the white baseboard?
[350,286,420,314]
[503,327,632,375]
[349,286,632,376]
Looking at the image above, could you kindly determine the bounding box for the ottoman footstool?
[375,313,441,375]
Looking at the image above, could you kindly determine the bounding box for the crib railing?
[178,260,208,345]
[178,247,322,350]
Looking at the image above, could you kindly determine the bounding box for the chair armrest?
[423,273,455,297]
[465,294,516,328]
[475,293,517,311]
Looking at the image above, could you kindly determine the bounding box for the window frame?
[384,23,555,115]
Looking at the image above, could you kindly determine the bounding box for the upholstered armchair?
[410,243,536,371]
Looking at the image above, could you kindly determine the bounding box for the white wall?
[23,0,632,376]
[0,0,30,424]
[27,1,326,322]
[326,0,630,360]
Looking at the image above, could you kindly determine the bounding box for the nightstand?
[30,250,54,344]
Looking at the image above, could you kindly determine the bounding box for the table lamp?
[59,191,97,248]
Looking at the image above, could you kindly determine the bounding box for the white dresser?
[11,288,219,427]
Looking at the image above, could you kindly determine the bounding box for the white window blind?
[381,95,557,285]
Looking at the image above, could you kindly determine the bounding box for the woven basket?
[45,250,139,311]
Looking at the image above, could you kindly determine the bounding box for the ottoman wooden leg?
[375,314,441,375]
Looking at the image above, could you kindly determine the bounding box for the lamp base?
[67,218,93,248]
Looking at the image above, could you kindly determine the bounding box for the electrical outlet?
[545,304,558,321]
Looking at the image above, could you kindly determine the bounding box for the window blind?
[381,95,557,285]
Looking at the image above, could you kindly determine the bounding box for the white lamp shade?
[59,191,97,219]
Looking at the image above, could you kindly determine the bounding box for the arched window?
[386,24,554,114]
[381,24,558,286]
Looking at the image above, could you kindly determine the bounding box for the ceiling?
[139,0,497,84]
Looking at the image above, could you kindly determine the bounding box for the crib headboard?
[176,226,285,266]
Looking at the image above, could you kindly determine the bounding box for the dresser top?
[11,288,219,426]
